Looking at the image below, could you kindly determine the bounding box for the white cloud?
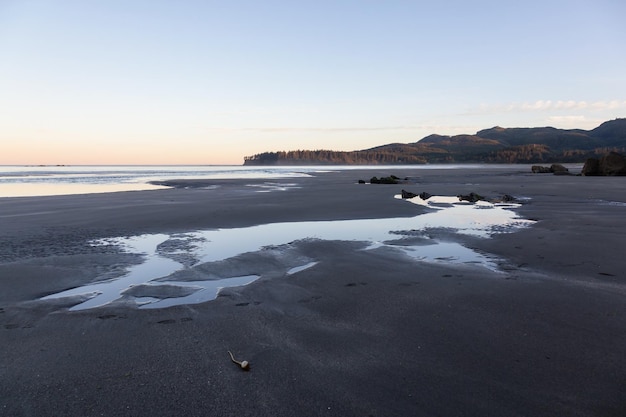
[202,125,476,134]
[474,100,626,113]
[547,115,588,123]
[521,100,552,110]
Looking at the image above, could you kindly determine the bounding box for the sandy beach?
[1,166,625,417]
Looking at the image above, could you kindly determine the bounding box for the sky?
[1,0,625,165]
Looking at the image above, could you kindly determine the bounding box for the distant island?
[243,118,626,165]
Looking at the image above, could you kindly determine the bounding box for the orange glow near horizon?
[1,134,247,166]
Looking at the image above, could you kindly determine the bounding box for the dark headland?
[244,118,626,165]
[1,166,625,416]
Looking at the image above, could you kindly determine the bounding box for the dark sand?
[1,167,625,416]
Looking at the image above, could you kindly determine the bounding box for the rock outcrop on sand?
[457,192,486,203]
[400,190,516,204]
[581,152,626,176]
[369,175,401,184]
[531,164,569,174]
[401,190,433,200]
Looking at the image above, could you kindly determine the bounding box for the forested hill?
[243,118,626,165]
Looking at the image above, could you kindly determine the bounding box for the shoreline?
[0,163,584,199]
[1,167,625,416]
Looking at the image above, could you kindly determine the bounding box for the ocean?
[0,164,528,198]
[0,165,324,198]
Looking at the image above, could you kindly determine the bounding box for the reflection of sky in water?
[136,276,260,309]
[41,195,534,310]
[245,182,302,192]
[41,235,181,310]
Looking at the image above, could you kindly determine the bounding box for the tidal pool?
[41,194,534,310]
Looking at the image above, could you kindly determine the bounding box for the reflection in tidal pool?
[41,195,534,310]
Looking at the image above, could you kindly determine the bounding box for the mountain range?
[243,118,626,165]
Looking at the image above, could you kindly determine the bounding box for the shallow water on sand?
[41,195,534,310]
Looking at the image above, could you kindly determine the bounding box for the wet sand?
[1,167,625,416]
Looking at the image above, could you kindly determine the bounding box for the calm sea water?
[0,164,523,198]
[0,165,318,197]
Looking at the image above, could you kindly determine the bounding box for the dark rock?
[582,152,626,176]
[550,164,569,173]
[490,194,517,203]
[400,190,432,200]
[401,190,418,199]
[358,179,366,184]
[532,164,569,174]
[599,152,626,175]
[581,158,600,176]
[532,165,552,173]
[370,176,400,184]
[457,192,485,203]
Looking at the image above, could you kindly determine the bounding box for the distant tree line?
[243,150,427,165]
[483,145,626,164]
[243,146,626,165]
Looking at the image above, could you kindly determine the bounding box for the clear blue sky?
[1,0,625,164]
